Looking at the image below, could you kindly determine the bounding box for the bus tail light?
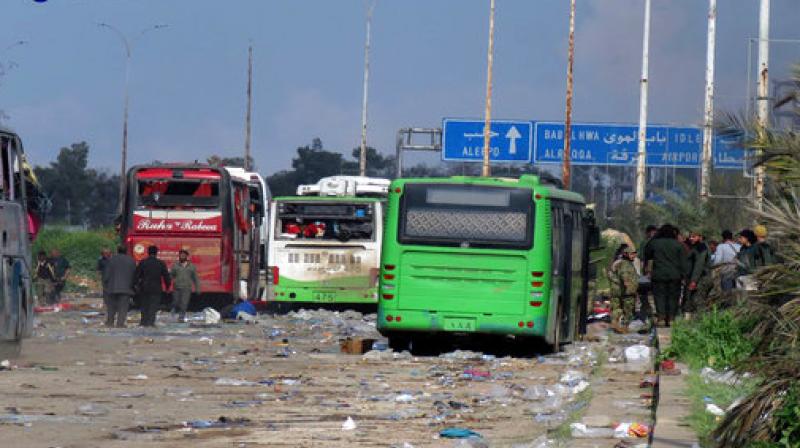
[270,266,280,285]
[527,321,534,328]
[395,316,402,322]
[530,301,543,307]
[386,315,394,322]
[382,294,394,300]
[383,274,395,280]
[518,321,525,328]
[384,264,396,271]
[531,291,543,298]
[532,281,544,288]
[532,271,544,277]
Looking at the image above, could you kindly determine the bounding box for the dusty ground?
[0,298,640,448]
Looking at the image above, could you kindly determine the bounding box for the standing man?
[34,251,55,306]
[645,224,688,327]
[637,225,658,322]
[134,246,171,327]
[50,248,70,304]
[103,246,137,328]
[97,248,112,312]
[684,231,710,317]
[609,246,639,333]
[753,225,774,267]
[170,249,201,323]
[713,230,740,291]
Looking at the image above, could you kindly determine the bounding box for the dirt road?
[0,299,607,448]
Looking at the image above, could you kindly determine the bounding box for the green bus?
[377,175,598,351]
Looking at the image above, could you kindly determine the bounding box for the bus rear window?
[276,202,375,242]
[399,184,533,249]
[137,179,220,209]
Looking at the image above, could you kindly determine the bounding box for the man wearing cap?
[753,225,774,267]
[134,246,171,327]
[609,246,638,332]
[170,249,201,323]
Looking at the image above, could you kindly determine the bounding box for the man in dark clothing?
[644,224,688,327]
[134,246,171,327]
[736,229,758,277]
[684,231,710,316]
[637,225,658,321]
[103,246,137,328]
[753,225,775,267]
[97,248,112,313]
[34,251,55,306]
[50,249,70,304]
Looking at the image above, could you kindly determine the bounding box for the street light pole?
[359,0,375,178]
[562,0,577,190]
[634,0,652,206]
[482,0,496,178]
[700,0,717,201]
[755,0,770,210]
[98,23,167,211]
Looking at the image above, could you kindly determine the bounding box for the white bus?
[266,176,389,309]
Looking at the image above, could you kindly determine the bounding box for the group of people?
[607,223,774,332]
[34,249,71,306]
[95,245,201,328]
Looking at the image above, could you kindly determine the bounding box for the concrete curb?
[650,327,700,448]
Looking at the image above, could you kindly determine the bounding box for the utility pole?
[634,0,651,205]
[755,0,770,209]
[359,1,375,177]
[562,0,577,190]
[98,23,167,211]
[244,44,253,171]
[700,0,717,200]
[482,0,496,178]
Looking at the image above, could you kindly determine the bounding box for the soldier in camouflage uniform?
[609,246,638,332]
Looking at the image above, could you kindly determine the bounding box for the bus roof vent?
[297,176,390,197]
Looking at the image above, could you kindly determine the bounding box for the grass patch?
[668,307,757,370]
[33,226,117,293]
[684,370,757,447]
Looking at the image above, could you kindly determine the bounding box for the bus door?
[560,211,574,342]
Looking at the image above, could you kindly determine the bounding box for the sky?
[0,0,799,176]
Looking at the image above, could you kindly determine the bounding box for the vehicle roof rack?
[297,176,390,197]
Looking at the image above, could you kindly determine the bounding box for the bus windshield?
[398,183,533,249]
[137,179,220,209]
[276,201,375,242]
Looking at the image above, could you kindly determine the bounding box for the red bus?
[120,164,267,308]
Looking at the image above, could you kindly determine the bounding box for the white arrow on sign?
[506,126,522,155]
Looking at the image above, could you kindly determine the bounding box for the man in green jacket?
[684,231,710,317]
[644,224,688,327]
[170,250,201,322]
[609,246,639,333]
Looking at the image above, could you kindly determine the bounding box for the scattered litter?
[202,308,221,325]
[627,320,646,332]
[77,403,109,416]
[128,374,148,381]
[570,423,614,438]
[705,403,726,416]
[214,377,259,387]
[624,345,651,363]
[0,360,10,370]
[614,422,650,438]
[117,392,146,398]
[700,367,739,385]
[440,427,482,439]
[342,416,357,431]
[395,393,416,403]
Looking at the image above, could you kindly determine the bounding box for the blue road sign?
[442,119,533,163]
[533,122,744,169]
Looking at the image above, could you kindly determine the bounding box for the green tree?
[34,142,94,225]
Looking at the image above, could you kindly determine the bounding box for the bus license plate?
[312,291,336,302]
[444,318,476,332]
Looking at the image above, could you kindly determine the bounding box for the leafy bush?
[32,226,117,292]
[670,307,757,370]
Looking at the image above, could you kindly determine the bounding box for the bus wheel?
[388,334,411,352]
[0,339,22,359]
